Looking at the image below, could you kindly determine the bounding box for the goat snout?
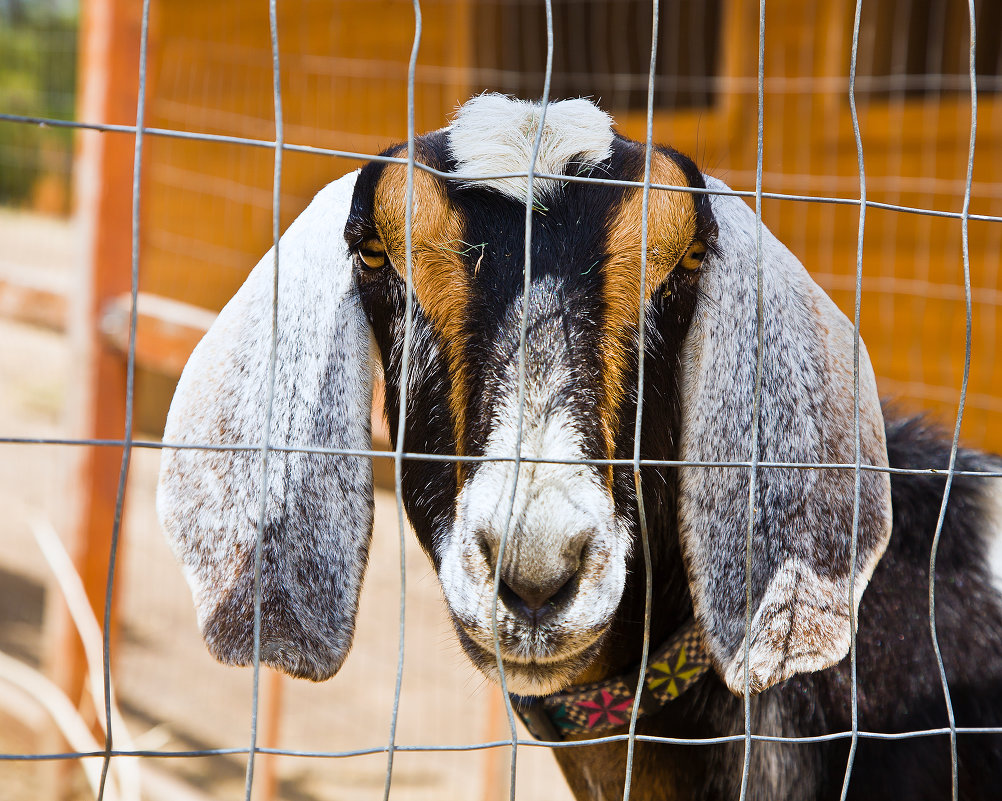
[437,458,630,694]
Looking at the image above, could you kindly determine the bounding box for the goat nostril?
[476,529,496,572]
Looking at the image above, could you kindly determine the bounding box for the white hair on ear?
[447,94,614,202]
[157,170,377,682]
[983,478,1002,597]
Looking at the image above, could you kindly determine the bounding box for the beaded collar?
[511,621,711,741]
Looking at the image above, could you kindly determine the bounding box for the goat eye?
[681,242,706,271]
[357,239,387,270]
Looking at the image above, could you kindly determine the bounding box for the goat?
[157,95,1002,800]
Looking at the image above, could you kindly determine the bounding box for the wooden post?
[480,692,509,801]
[47,0,143,729]
[253,669,285,801]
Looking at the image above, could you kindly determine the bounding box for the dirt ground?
[0,209,575,801]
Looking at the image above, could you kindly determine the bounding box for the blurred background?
[0,0,1000,799]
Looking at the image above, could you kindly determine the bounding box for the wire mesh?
[0,0,1001,800]
[93,1,151,798]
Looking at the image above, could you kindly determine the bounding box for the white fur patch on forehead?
[447,94,614,201]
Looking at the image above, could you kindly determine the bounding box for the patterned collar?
[511,620,711,741]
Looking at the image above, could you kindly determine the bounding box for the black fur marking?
[448,150,627,463]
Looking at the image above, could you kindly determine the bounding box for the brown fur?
[599,154,697,463]
[372,159,472,459]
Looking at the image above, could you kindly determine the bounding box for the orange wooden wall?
[133,0,1001,452]
[141,0,471,312]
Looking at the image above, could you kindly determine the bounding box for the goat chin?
[453,621,610,696]
[435,520,628,695]
[485,664,581,697]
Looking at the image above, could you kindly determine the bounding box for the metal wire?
[241,2,285,799]
[1,1,1001,799]
[622,0,660,797]
[4,112,1002,222]
[926,1,980,797]
[8,722,1002,763]
[2,434,1002,476]
[839,0,868,795]
[490,4,555,799]
[738,1,767,797]
[93,1,151,798]
[384,2,423,799]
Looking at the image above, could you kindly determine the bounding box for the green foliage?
[0,4,78,208]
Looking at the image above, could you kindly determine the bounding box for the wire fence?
[0,0,1001,800]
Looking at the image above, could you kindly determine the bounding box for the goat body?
[551,417,1002,800]
[158,96,1002,799]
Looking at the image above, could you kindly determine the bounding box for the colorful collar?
[511,621,711,741]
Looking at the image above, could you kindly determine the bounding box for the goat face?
[158,95,894,699]
[340,97,716,694]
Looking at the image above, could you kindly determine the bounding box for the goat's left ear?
[675,176,893,696]
[157,170,375,682]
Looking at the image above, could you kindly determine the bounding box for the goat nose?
[499,569,577,625]
[475,526,589,624]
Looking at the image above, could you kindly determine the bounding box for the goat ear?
[675,176,892,696]
[157,170,375,682]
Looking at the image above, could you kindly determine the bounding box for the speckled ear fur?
[676,176,893,696]
[157,171,374,681]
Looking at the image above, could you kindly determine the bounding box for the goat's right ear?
[157,170,375,681]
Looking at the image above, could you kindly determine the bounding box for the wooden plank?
[100,292,215,378]
[0,272,67,332]
[99,292,399,487]
[253,669,284,801]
